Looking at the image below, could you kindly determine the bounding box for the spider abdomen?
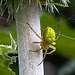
[43,27,56,44]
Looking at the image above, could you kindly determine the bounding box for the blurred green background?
[0,0,75,75]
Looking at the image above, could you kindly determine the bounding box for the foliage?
[0,33,17,54]
[0,0,72,75]
[0,0,70,18]
[40,11,75,59]
[37,0,70,13]
[0,33,17,75]
[0,51,17,75]
[40,9,75,74]
[57,59,75,75]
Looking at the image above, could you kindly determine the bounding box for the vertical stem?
[16,0,44,75]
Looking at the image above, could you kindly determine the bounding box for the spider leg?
[46,45,56,54]
[55,25,61,41]
[38,49,47,66]
[29,48,42,52]
[52,42,56,45]
[33,42,41,43]
[27,23,42,40]
[40,29,45,31]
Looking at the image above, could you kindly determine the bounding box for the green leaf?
[0,51,17,75]
[0,33,17,54]
[9,33,17,51]
[0,23,17,74]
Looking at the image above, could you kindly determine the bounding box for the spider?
[27,23,61,66]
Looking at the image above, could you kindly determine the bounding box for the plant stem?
[15,0,44,75]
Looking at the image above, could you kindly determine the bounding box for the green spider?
[27,23,61,66]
